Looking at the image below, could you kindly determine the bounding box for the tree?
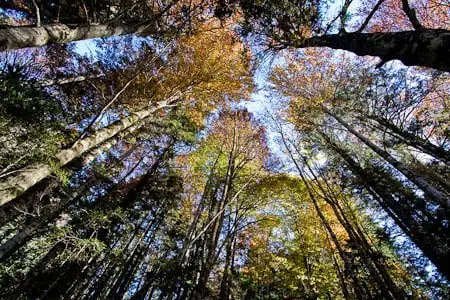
[237,0,450,71]
[0,0,215,50]
[0,27,253,206]
[269,49,450,281]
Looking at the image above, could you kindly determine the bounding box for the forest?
[0,0,449,299]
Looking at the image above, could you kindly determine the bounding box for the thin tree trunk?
[368,114,450,164]
[320,132,450,279]
[290,29,450,72]
[275,122,366,297]
[296,149,407,299]
[0,22,155,51]
[38,74,104,87]
[323,106,450,209]
[193,128,237,300]
[0,97,178,206]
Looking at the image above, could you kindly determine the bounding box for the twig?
[73,75,138,145]
[356,0,386,33]
[0,145,38,177]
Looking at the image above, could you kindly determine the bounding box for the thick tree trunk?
[0,197,67,263]
[0,131,133,263]
[323,106,450,209]
[292,29,450,72]
[0,22,155,51]
[0,99,175,206]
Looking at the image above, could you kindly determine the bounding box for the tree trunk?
[368,114,450,165]
[192,128,237,300]
[0,98,176,206]
[297,153,407,299]
[0,22,155,51]
[0,132,130,263]
[277,126,366,297]
[38,74,104,87]
[320,132,450,279]
[291,29,450,72]
[0,195,69,263]
[323,106,450,209]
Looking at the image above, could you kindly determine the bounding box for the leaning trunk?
[38,74,104,87]
[0,22,156,51]
[323,106,450,209]
[320,132,450,279]
[292,29,450,72]
[368,114,450,165]
[0,98,176,206]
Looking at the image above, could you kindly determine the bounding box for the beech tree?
[269,49,450,281]
[0,1,448,298]
[236,0,450,71]
[0,0,218,50]
[0,27,253,206]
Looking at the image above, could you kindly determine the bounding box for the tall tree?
[269,50,450,280]
[0,27,253,206]
[0,0,214,50]
[237,0,450,71]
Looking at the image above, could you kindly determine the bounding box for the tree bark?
[291,29,450,72]
[0,98,176,206]
[0,22,155,51]
[193,126,237,300]
[297,151,407,299]
[38,74,104,87]
[0,129,136,263]
[323,106,450,209]
[320,132,450,279]
[0,195,68,263]
[367,114,450,165]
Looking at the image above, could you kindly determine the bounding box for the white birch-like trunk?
[38,74,104,87]
[0,100,172,206]
[0,125,141,262]
[0,23,152,51]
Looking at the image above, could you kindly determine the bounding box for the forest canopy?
[0,0,449,299]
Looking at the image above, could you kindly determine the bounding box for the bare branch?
[356,0,386,33]
[401,0,425,31]
[31,0,41,27]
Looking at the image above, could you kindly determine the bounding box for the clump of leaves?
[0,67,67,170]
[0,68,61,123]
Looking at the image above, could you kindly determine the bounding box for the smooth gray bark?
[0,99,175,206]
[38,74,104,87]
[0,23,153,51]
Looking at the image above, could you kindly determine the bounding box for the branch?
[31,0,41,27]
[401,0,424,31]
[356,0,386,33]
[339,0,354,33]
[73,75,138,145]
[323,0,354,34]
